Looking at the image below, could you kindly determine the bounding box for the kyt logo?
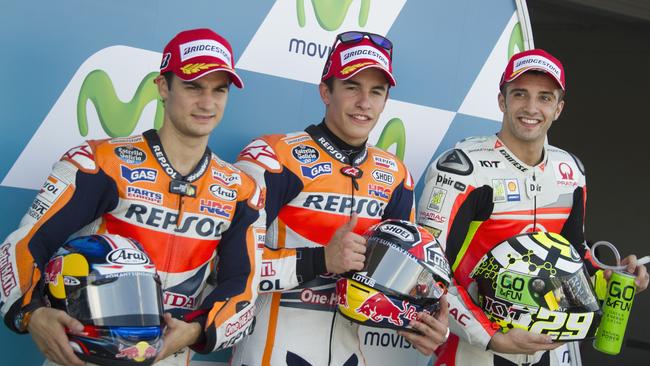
[297,0,371,31]
[77,70,164,137]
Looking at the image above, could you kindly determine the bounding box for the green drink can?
[593,271,637,355]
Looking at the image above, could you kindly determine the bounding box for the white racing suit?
[416,135,601,366]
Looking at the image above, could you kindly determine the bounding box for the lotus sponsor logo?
[368,184,390,199]
[199,199,233,218]
[378,224,415,242]
[120,166,157,183]
[126,186,163,205]
[114,145,146,164]
[371,169,394,185]
[292,145,320,164]
[373,156,398,171]
[212,169,242,186]
[301,162,332,179]
[210,184,237,201]
[107,248,150,265]
[0,243,18,296]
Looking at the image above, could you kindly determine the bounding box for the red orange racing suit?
[0,130,265,359]
[232,123,416,366]
[417,135,600,366]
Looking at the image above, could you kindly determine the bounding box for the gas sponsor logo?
[300,162,332,179]
[368,184,391,199]
[107,248,150,265]
[371,169,394,185]
[199,199,233,219]
[126,186,163,205]
[302,194,385,217]
[125,204,225,237]
[505,179,520,201]
[373,156,398,171]
[209,184,237,201]
[291,145,320,164]
[39,175,67,204]
[114,145,146,164]
[0,243,18,296]
[120,166,157,184]
[378,224,415,242]
[212,169,242,186]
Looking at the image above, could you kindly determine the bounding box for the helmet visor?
[67,272,164,326]
[359,239,446,301]
[496,268,599,312]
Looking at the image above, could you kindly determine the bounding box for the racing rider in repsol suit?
[417,49,648,366]
[232,32,449,366]
[0,28,265,366]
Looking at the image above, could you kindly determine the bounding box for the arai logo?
[107,248,150,265]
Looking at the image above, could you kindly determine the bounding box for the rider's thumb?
[63,314,84,334]
[339,213,359,233]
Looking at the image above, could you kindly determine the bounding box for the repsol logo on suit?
[124,204,225,237]
[302,194,385,217]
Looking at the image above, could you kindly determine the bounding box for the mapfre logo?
[237,0,406,85]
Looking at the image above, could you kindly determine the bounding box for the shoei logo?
[2,46,162,191]
[378,224,414,242]
[107,248,150,265]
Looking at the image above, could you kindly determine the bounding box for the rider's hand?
[603,254,649,293]
[398,296,450,356]
[324,214,367,274]
[28,307,85,366]
[488,328,563,355]
[154,313,202,363]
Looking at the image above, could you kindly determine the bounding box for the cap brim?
[337,64,396,87]
[174,67,244,89]
[504,67,564,91]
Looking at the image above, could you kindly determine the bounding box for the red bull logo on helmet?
[116,341,158,362]
[355,292,418,327]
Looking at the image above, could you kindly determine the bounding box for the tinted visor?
[67,272,164,326]
[360,239,446,301]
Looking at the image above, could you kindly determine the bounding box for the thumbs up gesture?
[324,214,367,274]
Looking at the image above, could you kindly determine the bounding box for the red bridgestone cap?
[322,38,396,86]
[500,49,565,91]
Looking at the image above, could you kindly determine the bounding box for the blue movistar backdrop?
[0,1,524,364]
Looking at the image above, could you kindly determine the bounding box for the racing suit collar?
[493,135,549,173]
[143,129,212,182]
[306,122,368,166]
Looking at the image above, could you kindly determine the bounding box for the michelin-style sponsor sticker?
[180,39,232,66]
[371,169,394,185]
[378,224,415,242]
[210,184,237,201]
[109,136,144,144]
[373,156,398,171]
[283,135,310,145]
[39,175,67,204]
[340,45,389,69]
[120,166,157,183]
[212,169,242,186]
[301,162,332,179]
[107,248,150,265]
[427,187,447,213]
[126,186,163,205]
[292,145,320,164]
[114,146,146,165]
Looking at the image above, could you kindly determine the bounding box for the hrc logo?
[368,184,391,199]
[199,199,233,218]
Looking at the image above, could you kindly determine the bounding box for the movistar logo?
[375,118,405,160]
[508,22,524,59]
[297,0,371,31]
[77,70,164,137]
